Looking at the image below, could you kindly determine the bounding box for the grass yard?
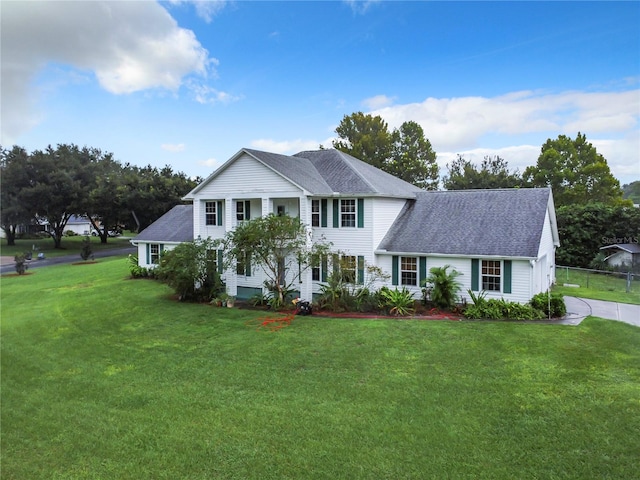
[554,267,640,305]
[2,258,639,479]
[0,235,133,260]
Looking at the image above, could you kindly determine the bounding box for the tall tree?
[443,155,523,190]
[19,144,92,248]
[0,146,32,245]
[622,181,640,205]
[333,112,392,170]
[333,112,439,189]
[389,121,439,190]
[85,150,125,244]
[523,132,624,206]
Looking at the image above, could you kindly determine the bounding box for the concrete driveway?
[562,296,640,327]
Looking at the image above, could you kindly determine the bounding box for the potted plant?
[226,295,236,308]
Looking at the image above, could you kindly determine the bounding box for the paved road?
[0,246,136,275]
[562,296,639,327]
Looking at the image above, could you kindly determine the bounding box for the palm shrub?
[464,290,544,320]
[425,265,462,310]
[378,287,415,316]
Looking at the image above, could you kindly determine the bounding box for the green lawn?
[2,258,639,479]
[554,267,640,305]
[0,235,133,259]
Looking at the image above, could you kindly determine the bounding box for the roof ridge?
[333,149,379,192]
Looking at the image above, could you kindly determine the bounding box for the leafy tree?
[0,145,32,245]
[622,181,640,205]
[85,151,125,244]
[443,155,523,190]
[333,112,439,189]
[155,237,225,302]
[523,132,624,206]
[389,121,439,190]
[19,144,94,248]
[555,203,640,267]
[222,214,332,305]
[333,112,392,170]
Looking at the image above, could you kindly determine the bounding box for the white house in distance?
[131,148,559,304]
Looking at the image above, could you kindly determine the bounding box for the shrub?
[425,265,462,310]
[155,238,225,302]
[378,287,415,316]
[14,254,28,275]
[64,230,77,237]
[530,292,567,318]
[464,290,545,320]
[80,236,94,261]
[127,254,154,278]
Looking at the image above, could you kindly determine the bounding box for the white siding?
[136,242,180,268]
[372,197,409,249]
[197,154,301,197]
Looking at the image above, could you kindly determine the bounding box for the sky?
[2,0,639,186]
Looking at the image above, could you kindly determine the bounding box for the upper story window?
[311,200,320,227]
[482,260,501,291]
[205,201,217,226]
[400,257,417,286]
[341,199,356,227]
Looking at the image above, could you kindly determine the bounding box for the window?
[236,201,245,222]
[311,200,320,227]
[205,201,217,226]
[341,255,356,283]
[150,244,161,264]
[482,260,501,291]
[236,251,251,276]
[341,199,356,227]
[400,257,418,286]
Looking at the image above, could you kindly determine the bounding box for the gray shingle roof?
[134,205,193,243]
[244,148,421,197]
[378,188,553,258]
[600,243,640,254]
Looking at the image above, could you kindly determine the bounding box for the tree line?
[331,113,639,269]
[0,144,199,247]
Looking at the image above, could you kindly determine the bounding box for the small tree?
[14,253,28,275]
[80,236,94,261]
[222,214,332,305]
[425,265,462,310]
[155,237,224,302]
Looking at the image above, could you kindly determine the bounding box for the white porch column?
[224,197,237,297]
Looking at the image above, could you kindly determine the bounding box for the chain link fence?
[556,266,638,293]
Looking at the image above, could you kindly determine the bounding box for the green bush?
[127,254,154,278]
[79,236,93,261]
[464,290,545,320]
[530,292,567,318]
[378,287,415,316]
[425,265,462,310]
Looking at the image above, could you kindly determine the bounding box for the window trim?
[481,259,502,292]
[400,256,418,286]
[311,199,320,227]
[205,201,217,226]
[340,199,356,228]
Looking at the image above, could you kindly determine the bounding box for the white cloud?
[161,143,186,153]
[362,94,395,110]
[198,157,223,169]
[367,88,640,184]
[343,0,380,15]
[188,82,243,105]
[250,139,324,154]
[0,1,216,143]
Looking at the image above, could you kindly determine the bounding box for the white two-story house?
[132,148,559,304]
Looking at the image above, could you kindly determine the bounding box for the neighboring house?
[130,205,194,265]
[132,148,559,304]
[599,243,640,271]
[65,215,94,235]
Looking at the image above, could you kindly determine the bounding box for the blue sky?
[2,1,639,185]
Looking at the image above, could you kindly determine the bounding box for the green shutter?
[357,198,364,228]
[392,255,398,286]
[357,256,365,285]
[503,260,512,294]
[217,201,223,226]
[245,201,251,220]
[471,259,479,291]
[333,199,339,228]
[321,256,328,282]
[217,249,223,274]
[146,244,150,264]
[419,257,427,284]
[321,199,327,227]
